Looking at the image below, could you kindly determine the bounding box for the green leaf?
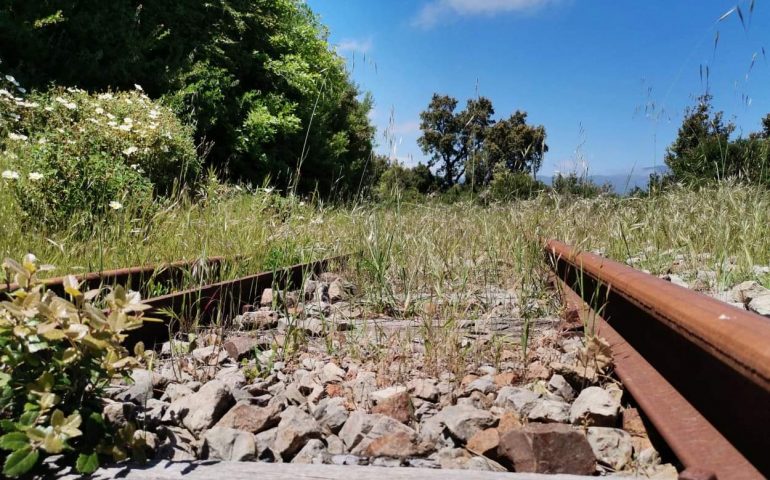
[3,445,39,477]
[0,432,29,451]
[16,411,39,428]
[75,452,99,474]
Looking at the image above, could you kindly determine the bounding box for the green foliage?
[418,94,547,189]
[0,75,199,228]
[486,164,545,202]
[376,161,439,200]
[0,0,375,196]
[551,173,613,198]
[0,255,153,477]
[664,94,770,187]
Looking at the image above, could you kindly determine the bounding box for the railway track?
[9,246,765,478]
[0,255,233,298]
[546,239,770,479]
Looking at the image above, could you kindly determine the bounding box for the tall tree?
[418,94,547,189]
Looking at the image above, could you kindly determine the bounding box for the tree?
[664,94,736,184]
[417,94,546,189]
[664,95,770,187]
[0,0,375,196]
[481,111,547,183]
[417,95,464,187]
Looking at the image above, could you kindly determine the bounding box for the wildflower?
[134,84,143,92]
[98,93,113,100]
[28,172,43,181]
[44,106,54,112]
[109,201,123,210]
[263,187,275,194]
[95,107,105,114]
[123,117,133,124]
[2,170,20,180]
[64,102,77,110]
[8,132,28,141]
[118,124,132,132]
[5,75,18,86]
[123,146,139,156]
[38,138,47,144]
[17,87,26,94]
[0,89,11,97]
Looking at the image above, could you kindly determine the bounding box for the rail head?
[545,239,770,394]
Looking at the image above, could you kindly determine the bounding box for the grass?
[3,178,770,375]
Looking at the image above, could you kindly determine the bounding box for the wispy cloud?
[336,37,374,54]
[413,0,563,28]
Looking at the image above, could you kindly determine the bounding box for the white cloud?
[336,38,373,54]
[414,0,562,28]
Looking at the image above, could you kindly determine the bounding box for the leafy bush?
[376,161,439,200]
[0,75,200,227]
[486,164,545,202]
[0,255,152,477]
[0,1,375,196]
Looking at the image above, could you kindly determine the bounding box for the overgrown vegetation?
[0,0,376,196]
[0,255,152,477]
[661,94,770,188]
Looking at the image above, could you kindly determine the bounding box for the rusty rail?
[124,254,349,349]
[546,239,769,480]
[1,256,234,298]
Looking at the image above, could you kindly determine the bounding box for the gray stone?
[547,374,575,402]
[586,427,633,470]
[495,386,541,415]
[115,369,155,404]
[255,427,278,461]
[338,412,417,455]
[313,397,349,433]
[191,345,228,366]
[291,438,328,464]
[497,423,595,475]
[730,281,769,304]
[346,371,376,405]
[438,404,496,443]
[749,293,770,317]
[464,376,496,396]
[162,383,194,403]
[321,362,346,384]
[201,427,256,461]
[260,288,274,307]
[165,380,234,435]
[103,402,135,428]
[408,378,439,402]
[273,406,323,458]
[138,398,168,428]
[156,426,198,461]
[570,386,620,427]
[370,385,407,404]
[326,434,345,455]
[527,399,571,424]
[215,402,280,434]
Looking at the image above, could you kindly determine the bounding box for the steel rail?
[1,256,233,297]
[124,254,349,349]
[546,239,769,479]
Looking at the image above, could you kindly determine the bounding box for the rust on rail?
[124,254,349,350]
[546,239,769,479]
[1,256,233,298]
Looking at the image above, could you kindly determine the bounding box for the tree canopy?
[417,94,547,189]
[0,0,376,196]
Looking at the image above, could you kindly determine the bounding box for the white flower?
[95,107,105,114]
[8,132,28,141]
[65,102,77,110]
[109,201,123,210]
[28,172,43,181]
[5,75,18,86]
[123,117,133,124]
[123,146,139,156]
[263,187,275,194]
[17,87,26,94]
[38,138,47,144]
[2,170,20,180]
[0,89,11,97]
[98,93,113,100]
[44,106,54,112]
[134,84,143,92]
[118,124,132,132]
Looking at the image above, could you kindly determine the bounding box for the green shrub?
[0,75,200,227]
[0,255,152,477]
[487,164,544,202]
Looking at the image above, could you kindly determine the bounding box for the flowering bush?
[0,255,152,477]
[0,74,200,228]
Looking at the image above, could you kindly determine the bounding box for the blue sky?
[307,0,770,177]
